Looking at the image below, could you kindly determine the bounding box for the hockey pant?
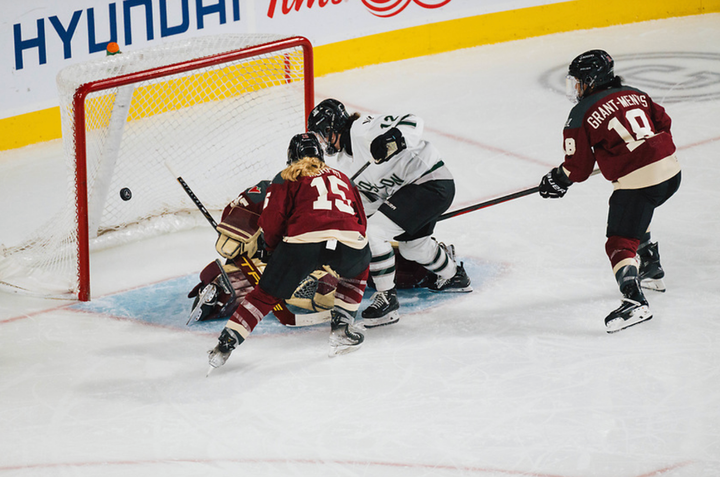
[605,172,680,277]
[367,212,456,292]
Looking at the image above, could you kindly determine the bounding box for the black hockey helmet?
[287,132,324,165]
[566,49,614,102]
[307,98,349,154]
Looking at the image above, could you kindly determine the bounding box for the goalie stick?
[164,162,296,323]
[439,169,601,221]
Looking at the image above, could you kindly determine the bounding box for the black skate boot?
[207,327,244,373]
[428,262,473,292]
[638,242,666,292]
[361,288,400,328]
[605,279,652,333]
[329,308,365,357]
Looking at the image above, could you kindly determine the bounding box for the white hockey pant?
[367,211,456,292]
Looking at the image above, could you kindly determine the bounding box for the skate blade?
[428,285,473,293]
[640,278,666,293]
[606,308,653,334]
[328,342,363,357]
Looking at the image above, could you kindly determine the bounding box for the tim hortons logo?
[266,0,452,18]
[267,0,342,18]
[362,0,452,17]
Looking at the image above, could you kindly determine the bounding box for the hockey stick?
[438,187,538,221]
[439,169,601,221]
[164,162,296,324]
[351,161,371,181]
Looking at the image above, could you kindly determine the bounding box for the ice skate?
[207,327,243,375]
[361,288,400,328]
[605,280,652,333]
[187,283,218,325]
[427,262,472,293]
[329,308,364,357]
[639,242,666,292]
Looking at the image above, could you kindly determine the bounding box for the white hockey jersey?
[329,113,453,214]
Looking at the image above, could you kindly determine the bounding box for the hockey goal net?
[0,34,313,301]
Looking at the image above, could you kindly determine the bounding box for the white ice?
[2,14,720,477]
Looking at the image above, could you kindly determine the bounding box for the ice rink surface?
[2,14,720,477]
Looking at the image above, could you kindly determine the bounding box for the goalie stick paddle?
[164,162,296,324]
[439,169,601,221]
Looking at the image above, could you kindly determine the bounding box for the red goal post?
[0,35,314,301]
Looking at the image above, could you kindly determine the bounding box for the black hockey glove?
[370,127,407,164]
[254,234,271,263]
[539,167,572,199]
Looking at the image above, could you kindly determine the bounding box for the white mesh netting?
[0,34,311,299]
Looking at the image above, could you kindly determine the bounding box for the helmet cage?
[565,75,582,103]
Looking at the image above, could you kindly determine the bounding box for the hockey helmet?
[287,132,324,165]
[566,49,614,102]
[307,98,349,154]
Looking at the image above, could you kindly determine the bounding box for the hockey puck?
[119,187,132,201]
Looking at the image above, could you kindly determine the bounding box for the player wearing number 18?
[538,49,681,333]
[208,133,371,370]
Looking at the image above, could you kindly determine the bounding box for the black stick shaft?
[439,169,600,221]
[175,175,218,229]
[438,187,538,221]
[351,161,371,181]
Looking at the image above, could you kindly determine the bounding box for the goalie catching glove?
[539,166,573,199]
[370,127,407,164]
[215,204,261,259]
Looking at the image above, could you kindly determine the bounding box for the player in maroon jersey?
[538,49,681,333]
[208,133,371,371]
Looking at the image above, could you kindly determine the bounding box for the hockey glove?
[215,206,261,259]
[370,128,407,164]
[539,167,572,199]
[255,234,271,264]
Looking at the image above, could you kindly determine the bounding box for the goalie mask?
[307,98,349,155]
[566,49,614,103]
[287,132,325,165]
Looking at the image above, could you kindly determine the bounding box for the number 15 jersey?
[561,85,679,188]
[260,165,368,252]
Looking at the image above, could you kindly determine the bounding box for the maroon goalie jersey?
[562,85,676,183]
[221,180,270,221]
[260,166,368,252]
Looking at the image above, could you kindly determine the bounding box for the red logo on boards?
[266,0,452,18]
[362,0,452,17]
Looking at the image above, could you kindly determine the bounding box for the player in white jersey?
[308,99,472,327]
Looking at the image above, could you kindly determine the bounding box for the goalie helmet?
[566,49,614,103]
[287,132,324,165]
[307,98,349,155]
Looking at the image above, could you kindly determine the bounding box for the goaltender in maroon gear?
[538,49,681,334]
[208,133,371,372]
